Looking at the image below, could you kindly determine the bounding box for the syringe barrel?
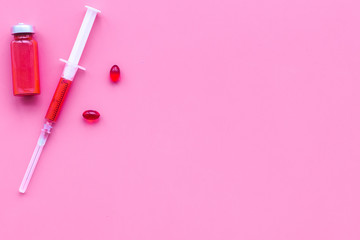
[45,6,100,122]
[45,77,73,122]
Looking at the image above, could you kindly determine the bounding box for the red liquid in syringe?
[45,78,72,122]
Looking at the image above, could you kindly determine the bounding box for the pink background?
[0,0,360,239]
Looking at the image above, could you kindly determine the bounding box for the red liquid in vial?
[45,78,72,122]
[11,33,40,95]
[83,110,100,121]
[110,65,120,82]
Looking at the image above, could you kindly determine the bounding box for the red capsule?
[110,65,120,82]
[83,110,100,121]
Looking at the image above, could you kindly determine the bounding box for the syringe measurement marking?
[45,78,72,122]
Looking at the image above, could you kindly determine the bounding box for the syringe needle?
[19,122,52,193]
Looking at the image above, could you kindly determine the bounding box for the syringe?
[19,6,101,193]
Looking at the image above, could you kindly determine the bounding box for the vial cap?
[11,23,34,34]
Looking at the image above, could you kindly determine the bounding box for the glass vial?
[10,23,40,96]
